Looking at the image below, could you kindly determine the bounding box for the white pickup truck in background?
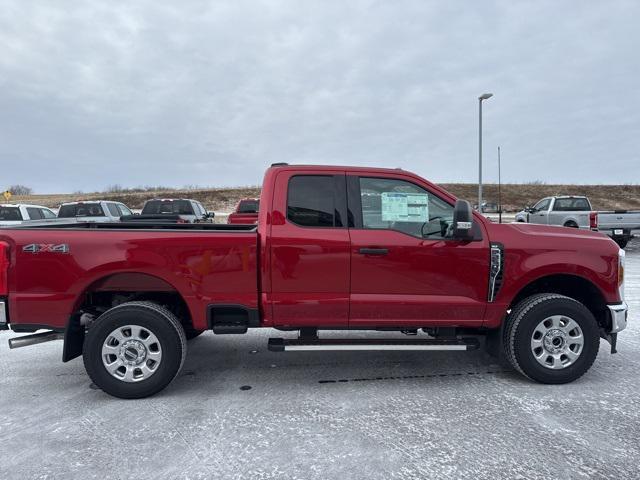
[0,204,58,226]
[515,195,640,248]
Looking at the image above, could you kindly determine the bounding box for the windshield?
[0,207,22,221]
[58,203,105,218]
[142,200,195,215]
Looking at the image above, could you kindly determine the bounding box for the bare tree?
[7,184,33,195]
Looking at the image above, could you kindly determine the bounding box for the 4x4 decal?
[22,244,70,254]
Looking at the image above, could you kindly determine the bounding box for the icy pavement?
[1,242,639,479]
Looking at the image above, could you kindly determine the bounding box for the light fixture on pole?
[478,93,493,213]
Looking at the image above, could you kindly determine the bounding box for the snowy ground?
[0,242,638,479]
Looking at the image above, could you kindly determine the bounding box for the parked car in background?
[227,198,259,224]
[515,195,639,248]
[0,204,57,226]
[473,201,499,213]
[134,199,213,223]
[57,201,133,222]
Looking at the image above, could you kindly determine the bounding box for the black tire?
[563,221,579,228]
[83,301,187,399]
[503,294,599,384]
[614,238,628,249]
[184,326,205,340]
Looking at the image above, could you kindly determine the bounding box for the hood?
[487,221,618,252]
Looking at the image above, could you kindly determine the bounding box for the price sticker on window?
[381,192,429,222]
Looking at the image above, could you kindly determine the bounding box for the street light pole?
[498,146,502,224]
[478,93,493,212]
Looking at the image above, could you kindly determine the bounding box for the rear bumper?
[608,302,628,333]
[0,300,7,330]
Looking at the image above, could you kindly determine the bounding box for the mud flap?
[62,314,85,362]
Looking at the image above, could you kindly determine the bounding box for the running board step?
[267,337,480,352]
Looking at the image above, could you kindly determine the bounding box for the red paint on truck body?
[0,165,622,335]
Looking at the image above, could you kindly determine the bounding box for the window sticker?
[381,192,429,222]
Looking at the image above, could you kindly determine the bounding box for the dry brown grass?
[9,184,640,213]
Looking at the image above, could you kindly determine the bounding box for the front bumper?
[0,300,7,330]
[608,302,628,333]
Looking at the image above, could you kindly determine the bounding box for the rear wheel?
[563,221,579,228]
[503,294,599,384]
[83,301,187,399]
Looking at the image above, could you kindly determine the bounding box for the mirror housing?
[452,199,474,241]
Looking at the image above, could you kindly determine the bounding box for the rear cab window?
[553,198,591,211]
[142,200,195,215]
[58,203,106,218]
[238,200,259,213]
[0,207,23,221]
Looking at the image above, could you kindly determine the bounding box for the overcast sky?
[1,1,639,193]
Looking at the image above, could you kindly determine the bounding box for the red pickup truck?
[0,164,628,398]
[227,198,259,225]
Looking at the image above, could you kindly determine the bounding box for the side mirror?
[452,199,474,241]
[207,212,215,218]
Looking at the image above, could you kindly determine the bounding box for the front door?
[348,174,490,328]
[268,171,351,328]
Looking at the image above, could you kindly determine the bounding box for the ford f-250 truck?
[0,164,628,398]
[515,195,639,248]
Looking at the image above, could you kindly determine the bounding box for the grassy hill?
[9,183,640,213]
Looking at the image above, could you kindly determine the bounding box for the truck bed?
[0,224,259,331]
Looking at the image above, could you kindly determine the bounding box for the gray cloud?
[1,0,639,192]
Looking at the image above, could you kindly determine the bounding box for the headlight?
[618,248,625,300]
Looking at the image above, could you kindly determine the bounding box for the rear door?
[347,173,490,327]
[268,170,350,327]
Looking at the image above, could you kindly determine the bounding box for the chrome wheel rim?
[530,315,584,370]
[101,325,162,382]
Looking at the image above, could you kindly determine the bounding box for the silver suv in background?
[516,195,639,248]
[57,201,133,222]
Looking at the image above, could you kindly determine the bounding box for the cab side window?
[287,175,341,227]
[533,199,551,211]
[117,204,132,216]
[358,177,454,239]
[106,203,120,217]
[26,207,43,220]
[40,208,56,219]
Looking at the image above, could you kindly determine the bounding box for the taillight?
[589,211,598,229]
[0,241,9,296]
[618,249,625,300]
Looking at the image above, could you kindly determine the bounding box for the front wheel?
[614,238,628,249]
[83,301,187,399]
[503,294,599,384]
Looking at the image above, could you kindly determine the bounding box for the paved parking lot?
[1,241,638,480]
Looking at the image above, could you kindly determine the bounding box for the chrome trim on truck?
[608,302,628,333]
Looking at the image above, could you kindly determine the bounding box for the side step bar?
[268,337,480,352]
[8,331,64,349]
